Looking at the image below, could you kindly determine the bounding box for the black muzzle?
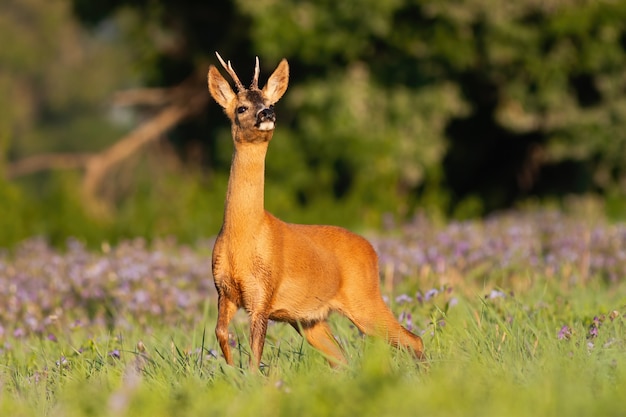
[256,108,276,125]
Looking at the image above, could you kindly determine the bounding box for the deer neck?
[222,139,269,234]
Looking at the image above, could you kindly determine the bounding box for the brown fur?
[208,53,424,368]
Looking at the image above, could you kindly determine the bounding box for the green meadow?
[1,212,625,417]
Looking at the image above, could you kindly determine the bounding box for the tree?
[0,0,136,160]
[3,0,626,247]
[239,0,626,215]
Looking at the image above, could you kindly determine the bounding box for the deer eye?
[237,106,248,114]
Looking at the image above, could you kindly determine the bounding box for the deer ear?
[262,59,289,104]
[208,65,236,109]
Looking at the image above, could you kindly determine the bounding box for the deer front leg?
[215,294,238,365]
[249,312,269,369]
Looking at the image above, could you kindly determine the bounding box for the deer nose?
[257,107,275,123]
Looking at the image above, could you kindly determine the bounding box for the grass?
[1,212,626,416]
[1,284,624,417]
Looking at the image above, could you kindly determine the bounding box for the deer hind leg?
[249,312,269,369]
[345,299,425,361]
[294,321,347,368]
[215,294,238,365]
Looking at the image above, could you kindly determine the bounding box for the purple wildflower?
[108,349,121,359]
[398,311,414,331]
[487,290,506,299]
[395,294,413,304]
[424,289,439,301]
[31,371,44,384]
[557,325,571,340]
[588,316,603,339]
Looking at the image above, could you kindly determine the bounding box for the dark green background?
[2,0,626,246]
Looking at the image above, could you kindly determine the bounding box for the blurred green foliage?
[2,0,626,247]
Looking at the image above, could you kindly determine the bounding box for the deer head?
[208,52,289,143]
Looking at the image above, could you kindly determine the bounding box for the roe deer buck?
[208,52,425,368]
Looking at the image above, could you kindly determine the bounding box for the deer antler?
[251,56,260,89]
[215,51,245,92]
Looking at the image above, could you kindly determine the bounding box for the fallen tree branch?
[82,91,209,205]
[6,153,93,179]
[6,72,210,214]
[112,88,172,107]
